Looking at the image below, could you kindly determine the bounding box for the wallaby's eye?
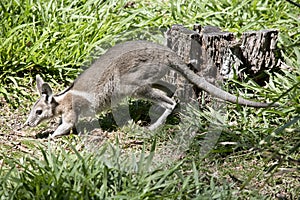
[36,109,43,115]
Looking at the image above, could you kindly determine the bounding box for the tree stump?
[164,24,280,102]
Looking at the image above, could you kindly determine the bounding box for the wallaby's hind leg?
[148,102,176,130]
[134,86,176,130]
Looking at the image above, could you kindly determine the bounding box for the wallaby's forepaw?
[49,132,61,139]
[49,130,71,139]
[49,134,55,139]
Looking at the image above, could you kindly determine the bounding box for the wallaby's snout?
[21,117,39,129]
[24,111,41,127]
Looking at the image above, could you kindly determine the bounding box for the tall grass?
[0,0,299,199]
[0,140,239,199]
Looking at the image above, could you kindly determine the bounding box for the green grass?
[0,140,241,199]
[0,0,299,199]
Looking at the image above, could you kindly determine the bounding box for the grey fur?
[24,40,278,138]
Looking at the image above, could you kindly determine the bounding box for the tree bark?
[164,24,280,102]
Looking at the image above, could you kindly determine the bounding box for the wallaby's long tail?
[195,76,277,107]
[173,63,278,108]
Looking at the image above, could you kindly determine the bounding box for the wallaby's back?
[71,40,183,110]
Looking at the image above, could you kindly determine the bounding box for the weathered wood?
[239,30,279,75]
[164,25,200,102]
[165,24,280,103]
[166,24,280,82]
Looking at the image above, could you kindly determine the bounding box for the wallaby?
[24,40,278,138]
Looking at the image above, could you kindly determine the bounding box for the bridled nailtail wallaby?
[24,40,278,138]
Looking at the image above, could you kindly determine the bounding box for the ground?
[0,95,299,199]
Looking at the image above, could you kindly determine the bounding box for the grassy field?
[0,0,299,199]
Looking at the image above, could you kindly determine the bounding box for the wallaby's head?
[24,75,58,127]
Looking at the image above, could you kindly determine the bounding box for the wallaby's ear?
[41,83,53,102]
[41,83,53,96]
[36,75,53,102]
[36,75,44,96]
